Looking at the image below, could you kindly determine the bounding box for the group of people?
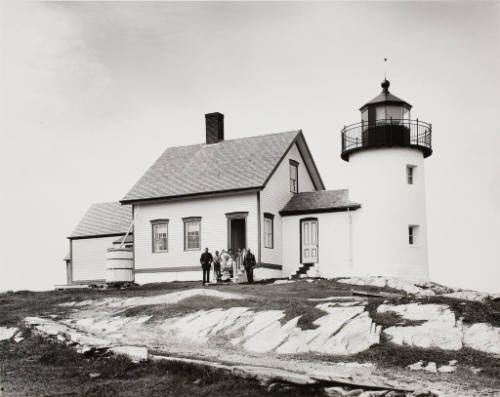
[199,247,256,285]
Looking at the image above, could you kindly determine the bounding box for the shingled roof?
[121,130,324,203]
[69,202,132,239]
[280,189,360,216]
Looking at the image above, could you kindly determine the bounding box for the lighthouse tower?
[341,80,432,280]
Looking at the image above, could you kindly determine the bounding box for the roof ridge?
[90,201,122,206]
[166,129,300,150]
[221,129,300,142]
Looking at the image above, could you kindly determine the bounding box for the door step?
[293,263,314,279]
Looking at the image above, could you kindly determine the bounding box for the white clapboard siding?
[135,271,201,285]
[134,192,258,274]
[260,143,316,266]
[72,236,119,282]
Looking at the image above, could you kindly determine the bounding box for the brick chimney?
[205,112,224,144]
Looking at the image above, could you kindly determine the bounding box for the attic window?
[289,160,299,193]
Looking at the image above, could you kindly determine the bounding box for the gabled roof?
[121,130,324,204]
[280,189,360,216]
[69,202,132,239]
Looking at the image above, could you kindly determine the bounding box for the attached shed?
[68,202,132,285]
[280,190,360,279]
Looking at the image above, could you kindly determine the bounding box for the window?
[151,220,168,252]
[289,160,299,193]
[183,217,201,250]
[408,225,419,245]
[406,165,415,185]
[264,213,274,249]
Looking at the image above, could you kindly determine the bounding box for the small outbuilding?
[67,202,132,285]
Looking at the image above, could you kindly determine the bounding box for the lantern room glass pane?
[402,107,410,120]
[375,106,385,121]
[361,109,368,122]
[386,105,402,121]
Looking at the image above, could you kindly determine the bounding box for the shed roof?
[280,189,360,216]
[69,202,132,239]
[113,234,134,244]
[121,130,324,203]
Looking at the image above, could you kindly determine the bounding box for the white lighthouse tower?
[341,79,432,280]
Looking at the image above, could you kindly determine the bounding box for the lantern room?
[360,79,411,125]
[341,79,432,161]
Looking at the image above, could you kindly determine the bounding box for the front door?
[301,219,318,264]
[230,218,246,252]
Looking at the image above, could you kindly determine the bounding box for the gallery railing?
[341,118,432,160]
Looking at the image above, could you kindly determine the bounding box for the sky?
[0,1,499,293]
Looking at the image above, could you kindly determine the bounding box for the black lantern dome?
[340,80,432,161]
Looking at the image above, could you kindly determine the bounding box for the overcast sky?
[1,1,499,292]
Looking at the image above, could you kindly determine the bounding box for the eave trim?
[280,205,361,216]
[68,232,127,240]
[120,187,261,205]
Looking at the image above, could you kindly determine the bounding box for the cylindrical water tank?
[106,248,134,283]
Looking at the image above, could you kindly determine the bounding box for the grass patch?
[118,289,330,331]
[112,280,364,330]
[353,344,500,379]
[0,330,322,397]
[364,298,426,328]
[394,295,500,327]
[119,296,254,319]
[0,281,221,328]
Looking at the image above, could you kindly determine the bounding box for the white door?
[301,219,318,263]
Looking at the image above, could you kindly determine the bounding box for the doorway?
[226,212,248,252]
[301,218,318,264]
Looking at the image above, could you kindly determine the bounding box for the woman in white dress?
[220,249,232,282]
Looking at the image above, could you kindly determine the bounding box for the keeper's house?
[66,80,433,284]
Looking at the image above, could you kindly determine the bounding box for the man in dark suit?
[200,248,213,285]
[243,248,256,283]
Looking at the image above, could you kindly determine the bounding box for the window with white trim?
[152,220,168,252]
[184,217,201,251]
[406,165,415,185]
[408,225,419,245]
[264,213,274,249]
[290,160,299,193]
